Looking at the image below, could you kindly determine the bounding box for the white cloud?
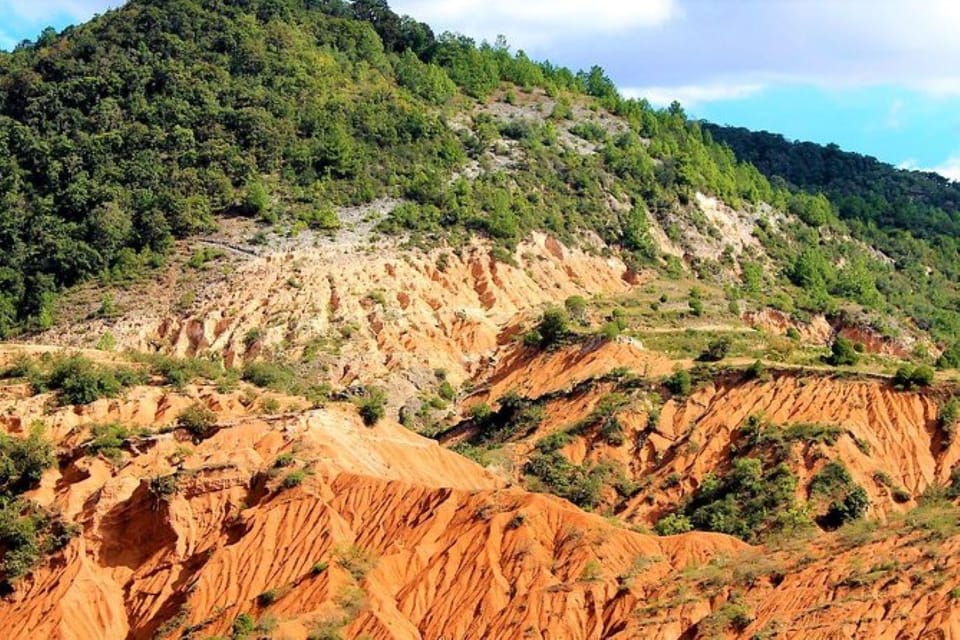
[931,157,960,182]
[392,0,678,48]
[899,157,960,182]
[621,83,764,108]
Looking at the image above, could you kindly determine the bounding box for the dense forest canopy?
[0,0,957,353]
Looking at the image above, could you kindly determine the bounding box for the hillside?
[2,1,960,639]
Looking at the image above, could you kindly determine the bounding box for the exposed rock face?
[36,234,634,396]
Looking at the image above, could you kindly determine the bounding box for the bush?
[524,451,606,509]
[0,426,55,496]
[533,307,569,348]
[667,458,806,543]
[698,337,731,362]
[335,545,377,582]
[654,513,693,535]
[810,461,870,528]
[177,404,218,440]
[825,336,859,366]
[892,364,935,390]
[940,397,959,445]
[241,361,295,392]
[42,355,124,405]
[0,427,70,587]
[357,388,387,426]
[564,295,588,323]
[85,423,131,463]
[664,370,692,396]
[282,470,306,488]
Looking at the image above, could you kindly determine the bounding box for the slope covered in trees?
[0,0,775,336]
[703,123,960,348]
[1,0,959,356]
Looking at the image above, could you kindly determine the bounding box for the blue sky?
[3,0,960,179]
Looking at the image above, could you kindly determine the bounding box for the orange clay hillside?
[2,372,960,640]
[2,224,960,640]
[1,212,959,640]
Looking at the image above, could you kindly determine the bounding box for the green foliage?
[356,387,387,426]
[664,369,692,396]
[85,423,131,463]
[241,361,295,391]
[524,451,606,509]
[891,364,935,390]
[0,426,54,496]
[177,404,218,441]
[654,513,693,535]
[698,337,731,362]
[470,392,544,443]
[940,397,959,445]
[564,295,588,323]
[136,353,223,389]
[937,342,960,370]
[707,124,960,343]
[187,247,225,269]
[809,461,870,529]
[334,544,377,582]
[282,469,307,488]
[825,336,859,366]
[0,426,74,588]
[530,307,569,349]
[31,355,146,406]
[660,457,806,543]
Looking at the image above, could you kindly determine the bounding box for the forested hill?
[0,0,776,335]
[703,124,960,242]
[1,0,959,352]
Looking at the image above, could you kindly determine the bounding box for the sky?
[2,0,959,179]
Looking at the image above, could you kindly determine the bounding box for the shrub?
[241,361,295,391]
[0,426,55,496]
[282,470,306,488]
[940,397,960,445]
[534,307,569,348]
[42,355,124,405]
[357,388,387,426]
[810,461,870,528]
[689,297,704,317]
[698,337,731,362]
[654,513,693,535]
[85,423,131,463]
[564,295,588,323]
[786,327,802,341]
[177,404,218,441]
[892,364,935,390]
[744,360,766,380]
[524,452,606,509]
[232,613,256,638]
[579,559,602,581]
[825,336,859,366]
[257,589,280,606]
[661,457,808,543]
[437,381,456,401]
[273,453,295,468]
[664,370,692,396]
[335,545,377,582]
